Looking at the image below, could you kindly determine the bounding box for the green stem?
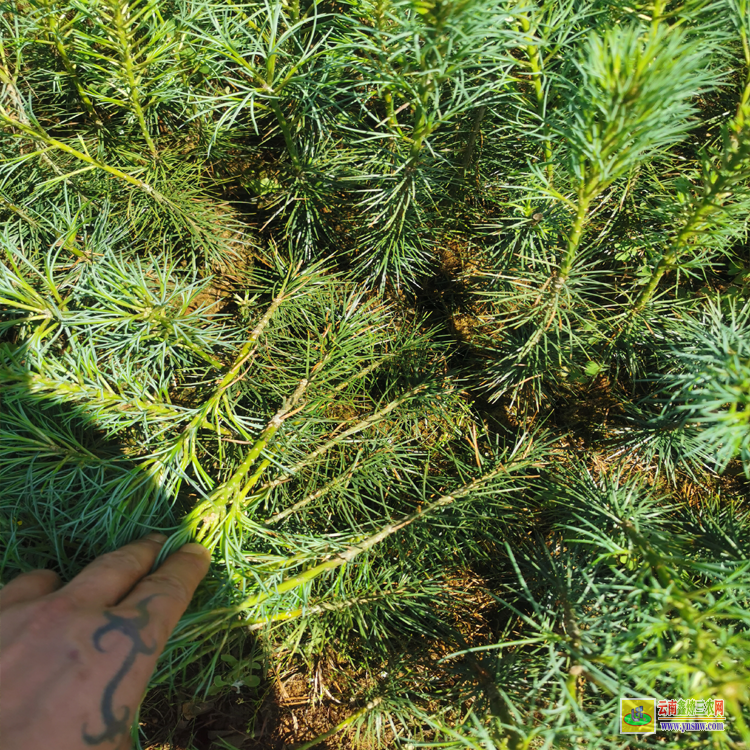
[186,351,326,548]
[451,105,486,196]
[264,456,361,524]
[650,0,665,35]
[255,382,429,495]
[227,462,511,615]
[461,646,524,750]
[373,0,401,135]
[159,281,293,473]
[518,7,552,183]
[562,602,584,709]
[384,89,397,130]
[736,55,750,130]
[0,108,147,189]
[0,57,97,191]
[108,0,157,156]
[558,190,591,281]
[192,380,307,544]
[727,698,750,744]
[46,13,99,123]
[633,150,746,312]
[270,99,302,168]
[633,58,750,312]
[0,368,207,425]
[0,194,39,228]
[1,105,209,237]
[409,104,429,160]
[632,254,671,311]
[173,590,395,646]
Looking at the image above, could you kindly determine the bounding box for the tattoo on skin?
[82,596,158,746]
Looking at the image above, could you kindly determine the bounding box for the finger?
[62,533,168,608]
[115,543,211,648]
[0,569,62,611]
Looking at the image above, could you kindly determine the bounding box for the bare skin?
[0,533,211,750]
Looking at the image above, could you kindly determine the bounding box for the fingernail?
[145,532,168,543]
[181,543,210,557]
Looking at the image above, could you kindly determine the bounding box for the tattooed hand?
[0,534,211,750]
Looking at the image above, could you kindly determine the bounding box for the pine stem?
[0,368,205,425]
[0,194,39,228]
[264,456,361,524]
[632,189,719,311]
[374,0,400,133]
[460,645,524,750]
[736,56,750,130]
[518,5,553,183]
[270,99,302,168]
[191,375,312,545]
[462,105,486,173]
[108,0,158,156]
[160,279,295,469]
[174,591,396,645]
[451,105,486,196]
[44,11,99,123]
[650,0,665,35]
[557,189,591,282]
[245,593,388,630]
[633,144,750,311]
[633,57,750,311]
[227,461,516,615]
[384,89,397,130]
[255,382,429,495]
[0,108,143,188]
[562,601,584,708]
[0,105,216,242]
[0,55,91,190]
[409,97,430,161]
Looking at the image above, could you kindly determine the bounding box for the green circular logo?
[623,713,652,726]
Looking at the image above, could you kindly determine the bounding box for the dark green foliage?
[1,0,750,746]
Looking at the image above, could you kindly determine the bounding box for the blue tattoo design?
[82,595,157,745]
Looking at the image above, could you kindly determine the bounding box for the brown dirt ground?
[142,668,356,750]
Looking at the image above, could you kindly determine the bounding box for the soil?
[142,668,354,750]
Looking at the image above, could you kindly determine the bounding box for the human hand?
[0,534,211,750]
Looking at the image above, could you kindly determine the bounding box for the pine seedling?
[0,2,236,268]
[472,14,723,406]
[334,0,519,287]
[182,0,344,256]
